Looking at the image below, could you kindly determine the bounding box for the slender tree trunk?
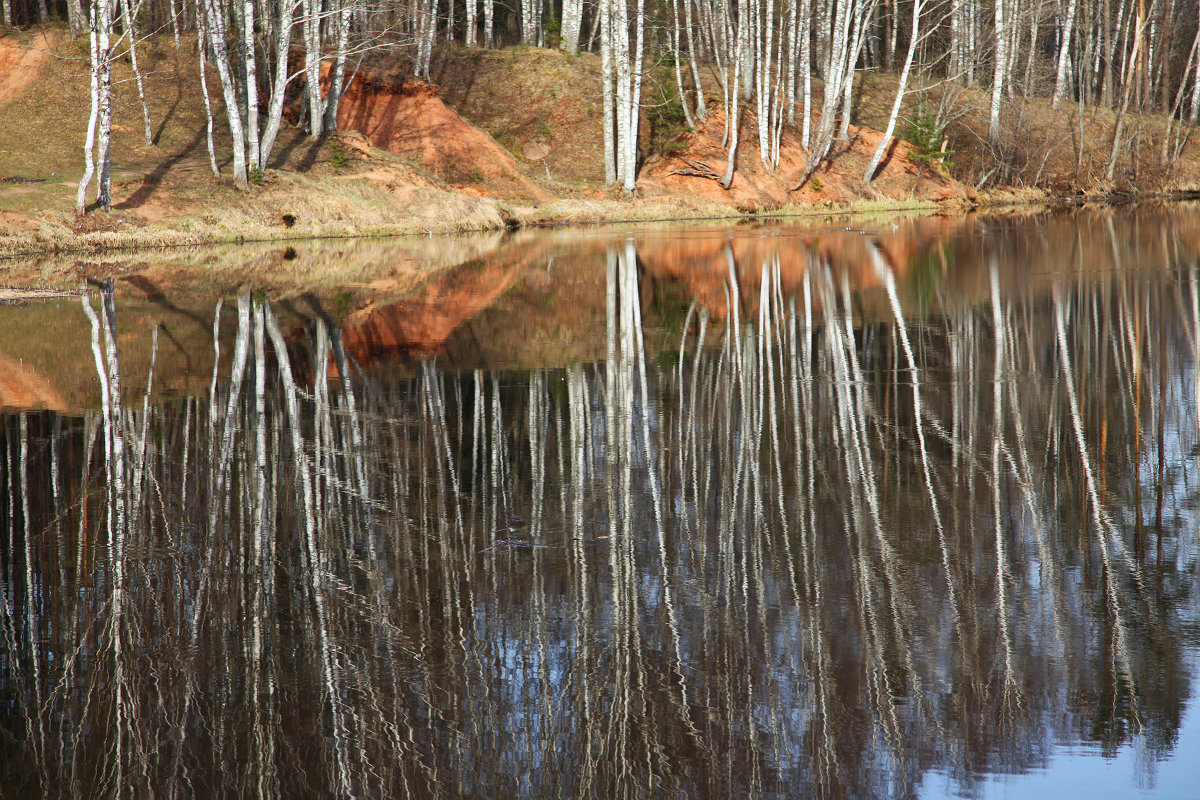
[671,0,696,128]
[989,0,1009,145]
[196,6,220,175]
[800,0,812,147]
[865,0,922,181]
[1191,0,1200,120]
[243,0,261,169]
[1053,0,1081,107]
[1108,3,1145,180]
[601,0,617,185]
[721,12,742,189]
[95,0,115,210]
[303,0,326,134]
[77,0,109,213]
[168,0,180,46]
[259,0,296,165]
[322,1,353,135]
[119,0,154,144]
[684,0,707,118]
[204,0,251,188]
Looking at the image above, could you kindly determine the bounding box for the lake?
[1,206,1199,799]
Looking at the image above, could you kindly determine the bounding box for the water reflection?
[1,220,1198,799]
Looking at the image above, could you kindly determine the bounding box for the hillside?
[2,25,1198,257]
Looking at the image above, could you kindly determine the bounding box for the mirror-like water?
[2,208,1199,799]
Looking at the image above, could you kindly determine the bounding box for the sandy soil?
[0,30,51,106]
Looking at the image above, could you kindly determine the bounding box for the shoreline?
[5,187,1184,265]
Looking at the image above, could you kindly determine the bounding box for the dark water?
[2,208,1199,799]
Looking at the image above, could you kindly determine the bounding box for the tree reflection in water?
[0,237,1196,799]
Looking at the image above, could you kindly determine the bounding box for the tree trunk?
[865,0,922,181]
[95,0,114,210]
[258,0,295,165]
[601,0,617,184]
[1191,0,1200,120]
[563,0,583,53]
[989,0,1009,145]
[670,0,696,128]
[322,1,353,136]
[683,0,707,118]
[77,0,110,213]
[303,0,326,134]
[1052,0,1081,108]
[204,0,250,188]
[196,5,220,175]
[119,0,154,145]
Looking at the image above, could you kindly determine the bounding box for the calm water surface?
[2,207,1199,799]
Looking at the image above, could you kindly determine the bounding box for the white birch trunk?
[721,8,743,189]
[801,0,812,147]
[196,6,220,175]
[258,0,296,167]
[989,0,1009,145]
[242,0,261,169]
[119,0,154,145]
[77,0,107,213]
[684,0,707,118]
[303,0,326,134]
[864,0,922,181]
[613,0,632,188]
[1052,0,1079,108]
[95,0,114,210]
[601,0,617,185]
[1191,1,1200,120]
[756,0,775,167]
[204,0,251,188]
[321,1,353,135]
[629,0,645,188]
[670,0,695,127]
[466,0,478,46]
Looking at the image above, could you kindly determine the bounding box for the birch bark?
[77,0,112,213]
[203,0,251,188]
[989,0,1009,145]
[864,0,923,181]
[1053,0,1081,107]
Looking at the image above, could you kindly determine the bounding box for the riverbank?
[3,26,1199,262]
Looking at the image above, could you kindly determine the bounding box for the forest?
[3,0,1200,209]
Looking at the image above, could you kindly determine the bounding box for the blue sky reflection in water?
[1,208,1199,799]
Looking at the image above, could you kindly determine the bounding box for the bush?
[902,100,953,174]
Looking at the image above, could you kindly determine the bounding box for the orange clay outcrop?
[638,108,970,208]
[0,31,51,107]
[333,69,547,202]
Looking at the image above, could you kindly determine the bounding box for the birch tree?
[601,0,646,193]
[864,0,926,181]
[1052,0,1082,107]
[77,0,115,212]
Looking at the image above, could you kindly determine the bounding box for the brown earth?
[331,69,547,202]
[639,108,969,208]
[0,29,51,106]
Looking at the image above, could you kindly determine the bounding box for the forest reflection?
[1,232,1197,799]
